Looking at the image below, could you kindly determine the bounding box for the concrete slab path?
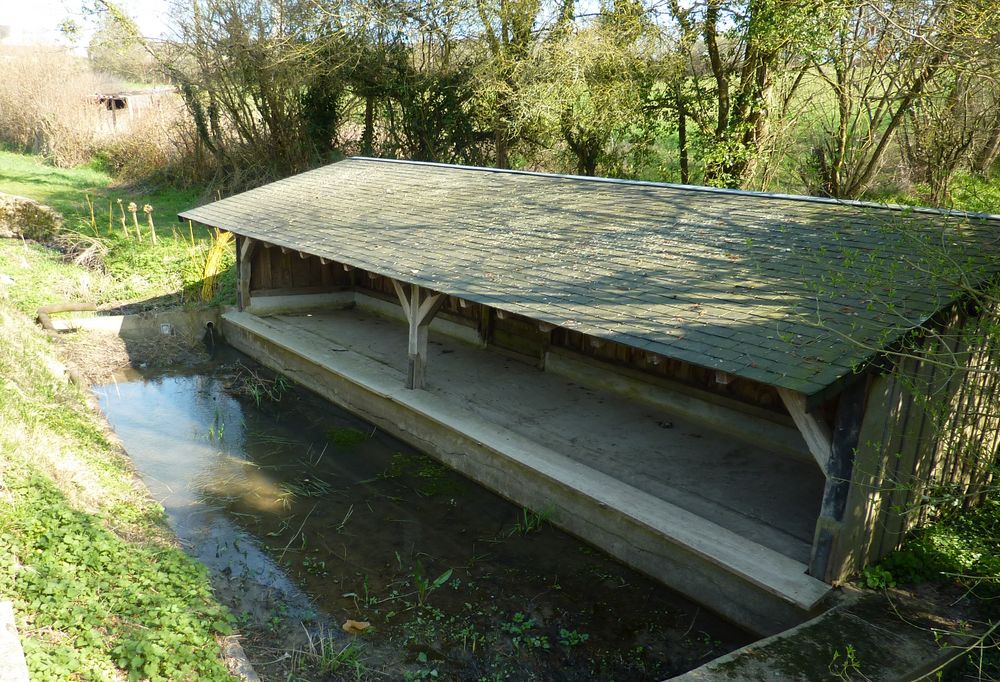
[273,309,824,563]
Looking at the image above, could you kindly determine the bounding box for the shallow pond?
[95,350,751,680]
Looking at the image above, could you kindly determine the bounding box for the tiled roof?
[180,157,1000,398]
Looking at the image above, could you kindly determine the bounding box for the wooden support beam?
[777,387,832,477]
[391,279,410,321]
[237,237,256,311]
[496,310,506,320]
[391,280,443,389]
[298,251,309,259]
[808,379,869,581]
[715,371,732,385]
[537,321,555,333]
[477,306,492,347]
[279,246,289,254]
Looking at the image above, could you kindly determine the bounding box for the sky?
[0,0,172,46]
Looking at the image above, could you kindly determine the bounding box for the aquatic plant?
[413,561,453,607]
[509,506,555,536]
[327,426,370,447]
[291,627,366,676]
[232,363,289,406]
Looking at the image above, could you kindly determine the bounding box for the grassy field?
[0,150,235,312]
[0,150,200,221]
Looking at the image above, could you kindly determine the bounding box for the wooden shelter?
[181,158,1000,633]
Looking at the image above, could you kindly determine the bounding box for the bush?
[0,47,113,167]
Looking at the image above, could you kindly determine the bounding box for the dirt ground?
[53,325,211,384]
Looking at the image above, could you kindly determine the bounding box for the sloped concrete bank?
[673,584,988,681]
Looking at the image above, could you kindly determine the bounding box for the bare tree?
[806,0,994,199]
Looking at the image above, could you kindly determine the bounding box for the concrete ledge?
[222,311,832,635]
[672,585,985,681]
[0,602,29,682]
[50,307,221,339]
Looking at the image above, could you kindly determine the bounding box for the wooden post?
[538,322,555,370]
[477,305,492,348]
[807,379,869,581]
[238,237,256,311]
[392,280,444,389]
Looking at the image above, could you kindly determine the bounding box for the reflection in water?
[96,358,750,680]
[95,370,320,632]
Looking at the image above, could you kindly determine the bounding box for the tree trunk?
[677,87,688,184]
[362,95,374,156]
[972,117,1000,177]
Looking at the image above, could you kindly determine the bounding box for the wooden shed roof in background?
[180,157,1000,400]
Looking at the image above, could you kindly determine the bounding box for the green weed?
[413,561,454,607]
[291,629,367,677]
[1,474,233,681]
[509,506,554,536]
[501,612,551,651]
[327,426,370,447]
[558,628,590,647]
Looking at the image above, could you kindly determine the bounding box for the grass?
[0,149,201,221]
[0,150,235,313]
[0,298,234,680]
[867,171,1000,215]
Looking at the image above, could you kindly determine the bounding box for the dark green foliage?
[1,475,233,681]
[876,500,1000,593]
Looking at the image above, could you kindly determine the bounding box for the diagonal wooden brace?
[777,387,832,477]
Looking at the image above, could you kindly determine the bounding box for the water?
[95,352,750,680]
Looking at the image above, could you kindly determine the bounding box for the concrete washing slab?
[221,308,833,634]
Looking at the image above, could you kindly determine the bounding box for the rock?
[0,193,63,241]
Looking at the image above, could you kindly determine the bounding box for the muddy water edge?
[94,347,752,681]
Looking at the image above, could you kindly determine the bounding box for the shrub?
[0,47,112,167]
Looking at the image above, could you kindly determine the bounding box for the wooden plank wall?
[352,268,786,414]
[249,247,350,292]
[830,305,1000,581]
[553,328,786,415]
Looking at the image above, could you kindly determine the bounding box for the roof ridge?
[348,156,1000,224]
